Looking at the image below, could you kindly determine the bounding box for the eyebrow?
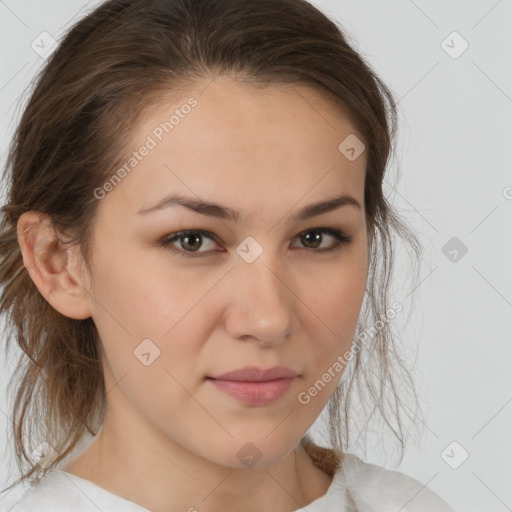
[137,192,361,222]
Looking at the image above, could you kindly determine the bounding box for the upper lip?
[209,366,298,382]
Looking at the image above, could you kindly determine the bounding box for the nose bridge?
[235,232,287,293]
[226,237,293,342]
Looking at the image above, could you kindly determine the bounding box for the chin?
[205,437,296,470]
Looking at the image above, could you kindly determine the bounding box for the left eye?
[158,228,352,258]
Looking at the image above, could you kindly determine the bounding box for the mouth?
[208,365,299,382]
[206,376,297,405]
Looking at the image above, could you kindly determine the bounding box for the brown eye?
[178,232,203,252]
[299,230,323,249]
[159,230,218,256]
[293,228,352,251]
[159,228,351,258]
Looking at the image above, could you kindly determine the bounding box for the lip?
[207,366,299,405]
[209,366,298,382]
[208,377,296,405]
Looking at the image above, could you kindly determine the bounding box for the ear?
[17,211,92,320]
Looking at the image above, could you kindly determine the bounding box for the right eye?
[159,230,219,258]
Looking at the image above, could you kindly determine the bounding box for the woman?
[0,0,454,510]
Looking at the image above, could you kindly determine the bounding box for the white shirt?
[1,453,455,511]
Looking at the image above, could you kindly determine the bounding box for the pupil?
[303,231,321,248]
[184,233,201,251]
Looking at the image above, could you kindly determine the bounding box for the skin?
[17,75,369,512]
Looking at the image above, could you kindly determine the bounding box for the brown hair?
[0,0,423,493]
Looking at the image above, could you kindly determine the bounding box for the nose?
[223,259,293,347]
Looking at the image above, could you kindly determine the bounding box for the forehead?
[97,76,367,223]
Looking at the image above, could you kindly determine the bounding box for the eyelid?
[158,227,352,258]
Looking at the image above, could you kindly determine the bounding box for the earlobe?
[17,211,92,320]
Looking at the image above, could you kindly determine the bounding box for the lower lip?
[207,377,296,405]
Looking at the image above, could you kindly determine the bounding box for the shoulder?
[0,471,89,512]
[338,452,455,512]
[0,470,146,512]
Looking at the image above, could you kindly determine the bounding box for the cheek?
[90,250,215,387]
[299,255,367,380]
[89,240,193,337]
[305,255,367,334]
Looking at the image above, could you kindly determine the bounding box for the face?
[82,75,368,468]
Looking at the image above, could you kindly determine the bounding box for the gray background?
[1,1,511,510]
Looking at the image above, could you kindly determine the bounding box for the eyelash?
[158,228,352,258]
